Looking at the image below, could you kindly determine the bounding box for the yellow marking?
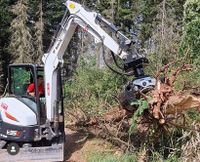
[69,3,75,9]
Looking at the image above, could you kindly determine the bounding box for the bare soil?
[65,128,120,162]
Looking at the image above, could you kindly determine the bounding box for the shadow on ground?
[64,129,91,162]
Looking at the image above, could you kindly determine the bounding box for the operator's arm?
[27,83,35,97]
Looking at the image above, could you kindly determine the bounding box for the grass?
[87,151,180,162]
[87,153,137,162]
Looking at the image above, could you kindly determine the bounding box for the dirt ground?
[65,128,120,162]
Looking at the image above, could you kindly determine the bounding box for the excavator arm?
[42,1,155,125]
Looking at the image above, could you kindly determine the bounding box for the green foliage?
[154,128,182,158]
[81,0,97,9]
[173,67,200,91]
[150,152,179,162]
[87,153,137,162]
[115,0,139,32]
[42,0,65,51]
[186,108,200,122]
[87,150,180,162]
[181,18,200,60]
[142,0,185,71]
[10,67,30,95]
[0,0,12,90]
[184,0,200,23]
[178,0,200,87]
[129,99,149,133]
[96,0,140,35]
[139,0,161,42]
[181,0,200,62]
[140,0,185,48]
[64,58,127,116]
[164,155,179,162]
[9,0,34,63]
[28,0,44,63]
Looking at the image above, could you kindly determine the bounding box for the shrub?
[64,57,127,117]
[181,0,200,62]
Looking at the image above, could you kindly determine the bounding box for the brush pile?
[66,63,200,150]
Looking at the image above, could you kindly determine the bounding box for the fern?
[128,99,149,135]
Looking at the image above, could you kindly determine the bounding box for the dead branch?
[66,61,200,152]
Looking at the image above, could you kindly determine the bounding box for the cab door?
[8,64,35,96]
[8,64,43,125]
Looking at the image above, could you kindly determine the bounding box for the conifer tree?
[0,52,3,94]
[33,0,44,63]
[0,0,12,91]
[146,0,184,70]
[42,0,65,51]
[9,0,33,63]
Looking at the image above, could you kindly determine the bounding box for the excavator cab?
[8,64,46,123]
[0,64,64,161]
[8,64,44,96]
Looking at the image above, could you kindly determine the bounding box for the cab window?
[9,66,33,96]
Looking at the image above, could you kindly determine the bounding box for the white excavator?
[0,1,155,161]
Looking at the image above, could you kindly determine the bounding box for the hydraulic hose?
[70,14,135,76]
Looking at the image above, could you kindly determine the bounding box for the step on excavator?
[0,1,155,161]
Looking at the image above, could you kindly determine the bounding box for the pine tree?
[33,0,44,63]
[145,0,185,70]
[0,51,3,94]
[42,0,65,52]
[139,0,185,45]
[42,0,82,78]
[0,0,12,92]
[81,0,97,9]
[9,0,33,63]
[115,0,138,32]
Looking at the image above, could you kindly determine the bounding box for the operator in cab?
[27,75,44,97]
